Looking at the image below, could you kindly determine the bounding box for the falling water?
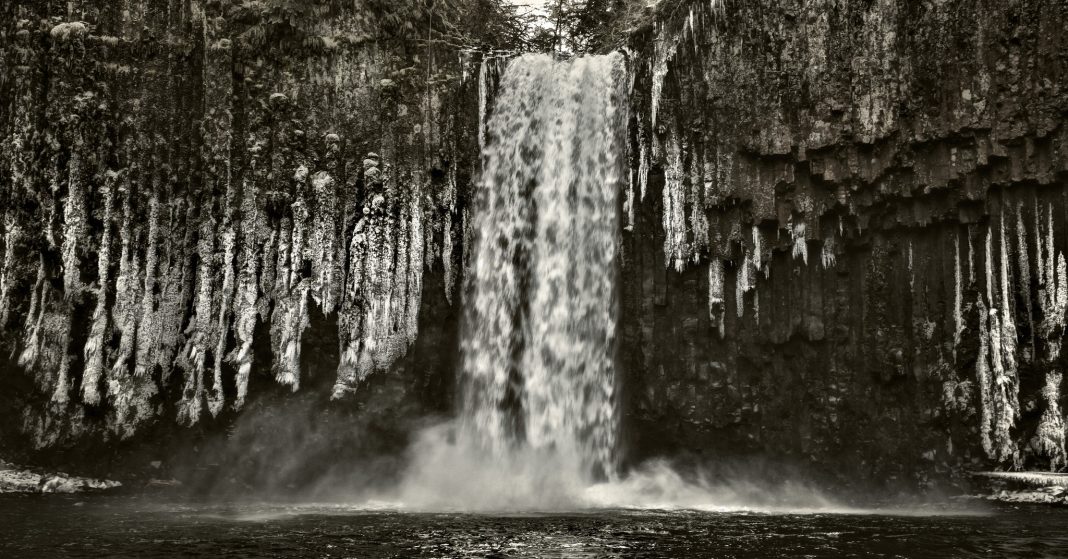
[460,53,628,481]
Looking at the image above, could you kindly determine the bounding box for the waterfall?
[460,53,627,481]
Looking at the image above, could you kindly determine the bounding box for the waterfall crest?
[460,53,628,480]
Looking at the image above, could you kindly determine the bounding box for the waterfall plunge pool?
[3,494,1067,558]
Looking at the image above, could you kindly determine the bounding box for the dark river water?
[2,495,1067,558]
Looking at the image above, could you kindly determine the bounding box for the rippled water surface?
[2,496,1067,558]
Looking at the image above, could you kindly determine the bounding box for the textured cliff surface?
[0,0,497,459]
[3,0,1067,491]
[622,0,1068,486]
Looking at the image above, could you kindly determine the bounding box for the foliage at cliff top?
[224,0,534,52]
[536,0,683,54]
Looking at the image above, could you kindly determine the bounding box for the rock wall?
[0,0,484,452]
[4,0,1068,489]
[622,0,1068,485]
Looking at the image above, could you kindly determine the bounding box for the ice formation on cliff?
[790,220,808,264]
[820,236,837,269]
[708,258,725,336]
[0,17,471,443]
[953,233,963,356]
[649,22,681,131]
[975,218,1020,464]
[662,132,689,272]
[1032,203,1068,469]
[736,249,753,318]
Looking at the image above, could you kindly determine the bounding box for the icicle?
[624,175,635,232]
[790,219,808,264]
[177,212,217,424]
[462,208,471,276]
[709,257,724,305]
[133,194,161,378]
[637,139,650,205]
[1035,197,1044,293]
[82,172,116,405]
[752,226,763,270]
[18,264,48,374]
[270,211,306,390]
[968,225,976,284]
[1045,204,1056,310]
[689,160,708,256]
[1056,252,1067,333]
[230,171,263,410]
[289,167,310,290]
[1015,203,1034,359]
[736,250,751,318]
[389,207,411,360]
[310,171,339,313]
[478,57,492,151]
[272,281,309,390]
[156,202,195,385]
[424,203,437,271]
[61,148,86,298]
[392,207,413,352]
[443,209,455,302]
[650,25,681,130]
[662,134,687,271]
[334,222,365,399]
[997,211,1019,453]
[109,178,140,386]
[820,236,837,268]
[50,313,73,405]
[977,295,994,456]
[1038,246,1068,353]
[0,209,20,327]
[707,258,726,335]
[406,194,424,345]
[41,120,81,405]
[1033,372,1066,470]
[953,233,963,356]
[208,224,236,417]
[977,220,1019,464]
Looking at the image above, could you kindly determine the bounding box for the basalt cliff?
[1,0,1066,492]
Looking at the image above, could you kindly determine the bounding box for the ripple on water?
[2,495,1067,558]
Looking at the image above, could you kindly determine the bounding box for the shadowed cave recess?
[1,0,1067,499]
